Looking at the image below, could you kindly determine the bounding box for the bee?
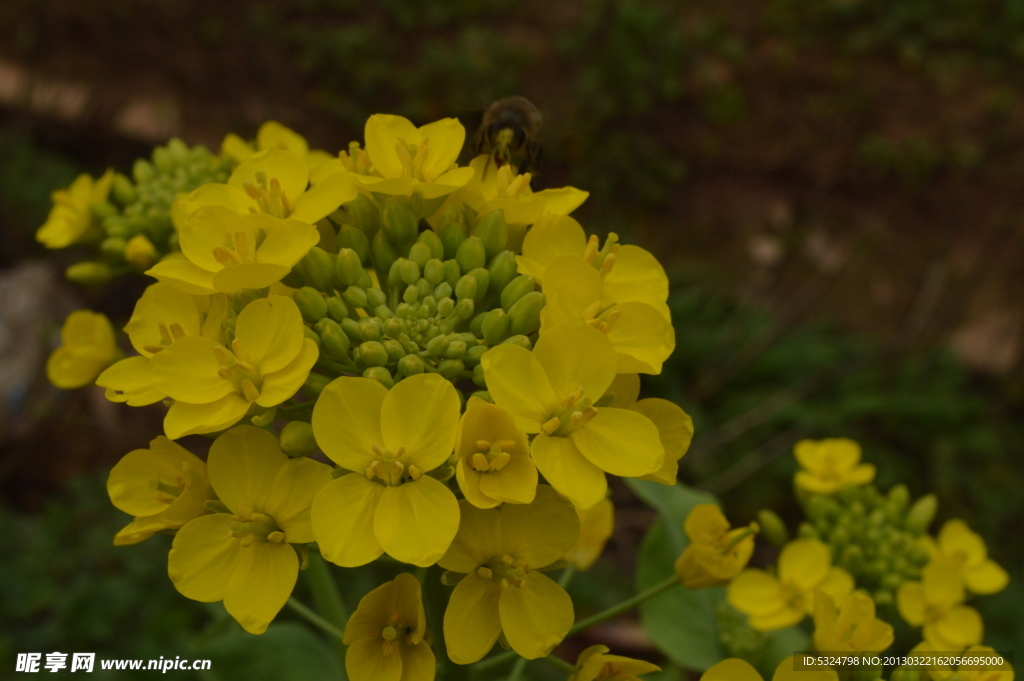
[475,96,543,175]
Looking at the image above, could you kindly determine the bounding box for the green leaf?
[629,479,725,672]
[197,622,343,681]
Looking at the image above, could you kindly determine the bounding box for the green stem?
[303,553,349,677]
[568,574,679,636]
[542,655,576,673]
[286,597,345,642]
[277,401,315,418]
[473,649,516,674]
[507,656,529,681]
[558,565,577,589]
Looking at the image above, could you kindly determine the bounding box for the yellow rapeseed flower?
[813,591,894,654]
[918,519,1009,595]
[438,485,578,663]
[897,558,983,651]
[46,310,119,389]
[728,538,854,631]
[605,373,693,484]
[97,283,228,407]
[481,323,664,509]
[675,504,757,589]
[124,234,158,269]
[517,216,670,321]
[311,373,461,567]
[454,396,537,509]
[793,438,875,495]
[701,657,839,681]
[568,644,660,681]
[565,497,615,571]
[149,295,318,438]
[36,170,114,248]
[344,573,435,681]
[167,426,331,634]
[107,436,212,545]
[221,120,337,179]
[353,114,474,199]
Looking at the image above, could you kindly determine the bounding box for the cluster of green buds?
[69,139,233,286]
[716,600,768,669]
[282,195,545,396]
[798,484,935,607]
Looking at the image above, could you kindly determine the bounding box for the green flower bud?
[455,274,478,301]
[396,258,420,285]
[102,215,130,237]
[882,573,903,591]
[806,495,832,521]
[423,259,446,285]
[905,494,937,534]
[398,354,425,377]
[507,291,546,336]
[341,318,362,342]
[335,248,365,287]
[319,319,351,360]
[757,509,789,548]
[404,284,420,305]
[383,317,403,338]
[500,274,537,311]
[888,484,910,514]
[454,297,475,320]
[487,250,517,297]
[303,372,332,398]
[101,236,128,258]
[336,223,370,262]
[358,341,389,367]
[433,201,466,233]
[472,363,487,388]
[426,335,450,356]
[382,339,406,362]
[797,521,819,539]
[443,259,462,290]
[416,229,444,260]
[65,261,114,287]
[280,421,318,457]
[132,158,155,183]
[467,267,490,303]
[363,366,394,388]
[437,297,455,317]
[111,173,137,205]
[438,359,465,380]
[358,320,381,342]
[472,209,509,260]
[89,200,118,223]
[464,343,489,366]
[382,197,418,247]
[840,544,863,571]
[294,246,337,292]
[501,335,532,350]
[408,242,432,269]
[302,325,322,349]
[470,311,487,337]
[439,222,467,260]
[872,589,893,608]
[348,193,382,239]
[342,286,368,310]
[229,289,266,315]
[326,296,350,322]
[868,509,886,527]
[445,340,467,359]
[294,287,328,324]
[481,308,511,346]
[416,278,432,301]
[371,230,400,288]
[456,236,487,273]
[366,287,387,309]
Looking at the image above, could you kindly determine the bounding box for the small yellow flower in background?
[675,504,757,589]
[438,485,579,663]
[311,373,461,567]
[107,436,212,545]
[97,282,228,407]
[36,169,114,248]
[149,295,318,438]
[167,426,332,634]
[344,573,435,681]
[911,643,1014,681]
[897,557,983,651]
[565,497,614,571]
[221,120,337,179]
[701,657,839,681]
[517,216,670,321]
[454,396,537,508]
[481,323,664,509]
[148,207,320,295]
[918,519,1009,595]
[568,644,660,681]
[124,234,158,269]
[46,310,119,389]
[813,590,894,654]
[728,538,854,631]
[793,438,875,495]
[355,114,474,199]
[604,373,693,485]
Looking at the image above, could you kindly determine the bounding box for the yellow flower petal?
[565,497,614,571]
[381,373,460,471]
[168,514,241,602]
[965,560,1009,595]
[481,344,558,432]
[257,120,309,157]
[533,323,617,401]
[399,641,435,681]
[444,575,503,664]
[146,256,217,295]
[365,114,421,179]
[223,541,298,634]
[163,392,250,439]
[96,356,165,406]
[346,637,403,681]
[208,425,287,513]
[927,605,983,650]
[212,263,293,294]
[896,581,925,626]
[175,183,255,218]
[816,568,855,612]
[606,373,640,409]
[125,283,203,357]
[265,457,332,544]
[571,407,664,477]
[634,398,693,484]
[606,301,676,374]
[290,171,357,224]
[477,455,537,505]
[455,460,499,509]
[923,558,965,607]
[530,434,607,509]
[498,571,573,659]
[107,436,202,516]
[229,148,310,208]
[534,187,589,217]
[375,477,459,566]
[256,338,319,407]
[778,539,832,592]
[312,474,385,567]
[234,295,305,374]
[729,569,786,616]
[685,504,730,543]
[702,658,764,681]
[312,377,388,471]
[517,215,587,281]
[150,336,235,403]
[438,499,505,573]
[417,166,475,199]
[251,214,321,267]
[418,118,465,182]
[499,484,579,568]
[602,245,670,319]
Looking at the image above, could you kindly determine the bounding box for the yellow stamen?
[583,234,600,263]
[542,417,561,435]
[267,531,285,543]
[241,379,260,402]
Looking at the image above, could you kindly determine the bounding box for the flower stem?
[286,597,345,642]
[558,565,577,589]
[507,656,529,681]
[543,655,576,673]
[568,574,679,636]
[303,553,349,678]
